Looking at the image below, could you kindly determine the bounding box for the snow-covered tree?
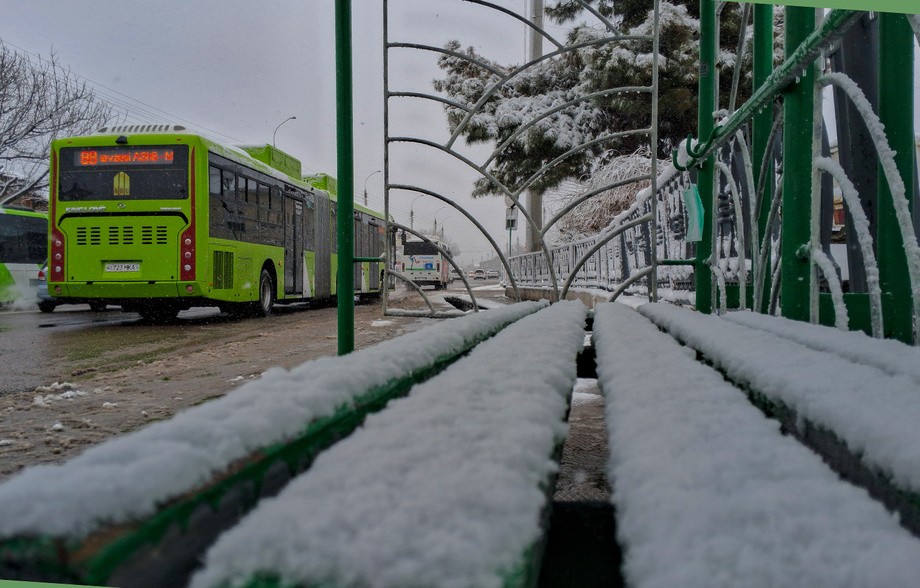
[433,0,758,199]
[0,42,118,205]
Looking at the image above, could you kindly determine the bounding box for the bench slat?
[190,301,588,588]
[595,303,920,588]
[0,302,546,587]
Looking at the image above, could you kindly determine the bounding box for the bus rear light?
[50,227,65,282]
[186,285,194,293]
[184,264,192,272]
[179,148,196,282]
[54,286,62,294]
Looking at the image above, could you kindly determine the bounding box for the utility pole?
[525,0,544,254]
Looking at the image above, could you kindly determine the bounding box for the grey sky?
[0,0,532,265]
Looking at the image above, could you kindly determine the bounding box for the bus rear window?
[58,145,189,201]
[403,241,441,256]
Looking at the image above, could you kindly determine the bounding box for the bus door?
[313,194,331,298]
[283,196,304,295]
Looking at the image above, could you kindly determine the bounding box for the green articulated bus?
[49,125,391,320]
[0,206,47,305]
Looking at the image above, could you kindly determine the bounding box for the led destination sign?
[75,148,175,167]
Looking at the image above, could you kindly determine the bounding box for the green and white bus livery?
[49,126,389,320]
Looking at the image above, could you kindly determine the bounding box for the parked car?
[36,264,109,312]
[474,269,486,280]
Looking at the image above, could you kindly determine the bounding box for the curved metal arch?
[387,137,560,296]
[542,172,654,238]
[484,85,653,168]
[388,42,507,77]
[462,0,565,50]
[445,34,656,149]
[390,184,522,301]
[389,222,480,313]
[511,128,652,199]
[388,91,473,114]
[561,213,653,299]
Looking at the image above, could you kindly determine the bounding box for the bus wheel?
[89,302,108,312]
[255,269,274,317]
[38,301,57,313]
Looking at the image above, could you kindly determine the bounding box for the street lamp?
[362,170,381,206]
[432,206,448,235]
[272,116,296,147]
[438,216,452,238]
[409,195,425,230]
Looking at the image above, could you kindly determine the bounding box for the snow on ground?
[0,301,546,539]
[190,301,588,588]
[639,302,920,492]
[594,303,920,588]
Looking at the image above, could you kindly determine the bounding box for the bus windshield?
[58,145,189,201]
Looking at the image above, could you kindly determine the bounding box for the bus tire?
[89,301,108,312]
[254,269,274,317]
[38,301,57,313]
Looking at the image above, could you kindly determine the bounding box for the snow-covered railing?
[508,162,696,300]
[0,302,545,587]
[190,301,588,588]
[594,303,920,586]
[640,302,920,536]
[510,9,919,345]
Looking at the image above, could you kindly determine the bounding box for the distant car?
[487,270,499,279]
[36,264,109,313]
[474,269,486,280]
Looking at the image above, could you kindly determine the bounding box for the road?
[0,282,510,480]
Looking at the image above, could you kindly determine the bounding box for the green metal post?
[877,13,914,343]
[695,0,716,314]
[753,3,773,314]
[336,0,355,355]
[780,7,815,323]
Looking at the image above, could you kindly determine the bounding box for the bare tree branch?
[0,41,121,206]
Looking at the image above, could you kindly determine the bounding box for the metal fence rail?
[508,7,920,345]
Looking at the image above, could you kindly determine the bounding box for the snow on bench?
[0,301,546,587]
[639,302,920,532]
[724,310,920,387]
[593,303,920,588]
[189,301,589,588]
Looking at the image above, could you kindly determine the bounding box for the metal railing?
[508,7,920,345]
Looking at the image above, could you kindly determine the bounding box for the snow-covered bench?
[0,302,545,587]
[188,301,588,588]
[595,303,920,587]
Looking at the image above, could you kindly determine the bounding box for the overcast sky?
[2,3,917,265]
[0,0,534,265]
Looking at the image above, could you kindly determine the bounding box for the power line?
[0,38,244,144]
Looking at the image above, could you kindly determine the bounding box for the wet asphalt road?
[0,303,315,397]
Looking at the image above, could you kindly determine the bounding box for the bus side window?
[257,183,270,222]
[303,194,315,251]
[208,166,234,240]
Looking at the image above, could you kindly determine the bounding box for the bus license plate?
[105,263,140,273]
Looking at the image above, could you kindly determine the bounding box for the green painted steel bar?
[336,0,355,355]
[752,3,774,314]
[695,0,716,314]
[780,6,815,323]
[877,13,914,343]
[687,9,860,167]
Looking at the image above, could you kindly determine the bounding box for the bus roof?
[56,128,389,222]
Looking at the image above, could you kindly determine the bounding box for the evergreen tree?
[433,0,758,198]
